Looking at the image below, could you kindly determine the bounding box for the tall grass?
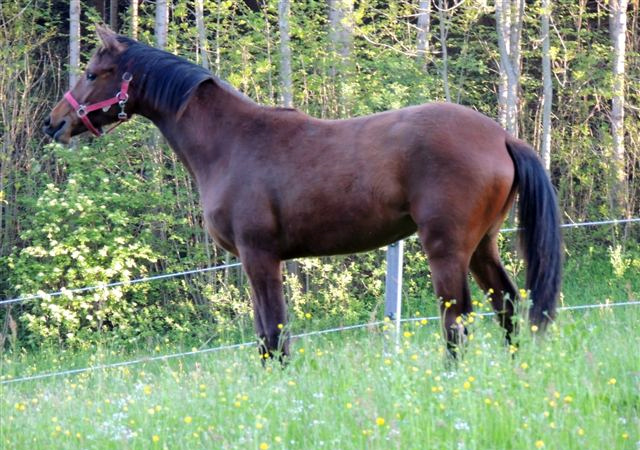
[2,302,638,449]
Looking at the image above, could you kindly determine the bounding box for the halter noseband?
[64,72,133,137]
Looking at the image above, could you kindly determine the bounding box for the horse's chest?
[201,193,237,255]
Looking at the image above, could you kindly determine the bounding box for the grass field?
[2,248,640,449]
[2,300,639,449]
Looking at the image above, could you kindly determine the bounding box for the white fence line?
[0,262,242,307]
[2,299,638,386]
[1,217,639,308]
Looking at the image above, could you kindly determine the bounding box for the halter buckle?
[76,105,87,118]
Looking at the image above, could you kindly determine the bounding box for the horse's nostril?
[44,116,51,127]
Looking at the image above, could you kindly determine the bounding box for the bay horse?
[44,26,562,358]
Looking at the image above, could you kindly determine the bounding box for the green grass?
[2,303,639,450]
[2,247,639,449]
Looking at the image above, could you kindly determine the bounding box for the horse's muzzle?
[43,116,69,143]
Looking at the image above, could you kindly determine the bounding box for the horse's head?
[44,26,132,143]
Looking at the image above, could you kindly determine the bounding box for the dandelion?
[403,331,412,338]
[259,443,270,450]
[444,301,452,309]
[521,362,529,370]
[621,432,628,439]
[277,323,284,329]
[531,325,539,333]
[376,417,385,426]
[564,395,573,403]
[256,422,263,430]
[152,435,160,443]
[608,378,617,385]
[184,416,193,424]
[577,428,585,436]
[14,403,26,412]
[143,385,152,395]
[305,313,312,319]
[346,402,353,409]
[535,440,545,448]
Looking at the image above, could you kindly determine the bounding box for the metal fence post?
[384,240,404,349]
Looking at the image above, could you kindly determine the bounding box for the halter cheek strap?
[64,72,133,137]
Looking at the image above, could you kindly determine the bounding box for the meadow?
[2,282,639,449]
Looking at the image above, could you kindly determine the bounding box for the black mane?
[116,37,215,115]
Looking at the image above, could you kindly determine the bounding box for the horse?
[44,26,562,358]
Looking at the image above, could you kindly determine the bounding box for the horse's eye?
[87,72,97,81]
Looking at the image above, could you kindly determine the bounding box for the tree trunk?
[110,0,118,32]
[438,0,450,102]
[195,0,209,70]
[540,0,552,172]
[278,0,293,107]
[328,0,354,116]
[416,0,431,64]
[609,0,628,217]
[495,0,523,136]
[155,0,169,49]
[69,0,80,88]
[131,0,139,39]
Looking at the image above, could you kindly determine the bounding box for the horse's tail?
[506,137,562,329]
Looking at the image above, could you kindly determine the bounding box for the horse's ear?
[95,24,125,53]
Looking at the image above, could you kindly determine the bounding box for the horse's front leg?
[240,248,289,360]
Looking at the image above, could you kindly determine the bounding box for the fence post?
[384,240,404,348]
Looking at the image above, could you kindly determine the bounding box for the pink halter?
[64,72,133,136]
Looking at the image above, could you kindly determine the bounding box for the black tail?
[506,138,562,328]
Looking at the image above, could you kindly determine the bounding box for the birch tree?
[609,0,628,216]
[416,0,432,64]
[495,0,524,136]
[195,0,209,70]
[110,0,118,32]
[155,0,169,49]
[328,0,354,115]
[540,0,552,171]
[437,0,451,102]
[278,0,293,107]
[131,0,139,39]
[69,0,80,88]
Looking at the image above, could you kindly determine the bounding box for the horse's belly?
[281,214,417,259]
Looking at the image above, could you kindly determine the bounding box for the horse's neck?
[144,83,259,181]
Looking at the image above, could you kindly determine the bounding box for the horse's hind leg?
[240,249,289,360]
[470,234,518,342]
[418,229,473,356]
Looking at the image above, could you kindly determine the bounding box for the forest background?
[1,0,639,351]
